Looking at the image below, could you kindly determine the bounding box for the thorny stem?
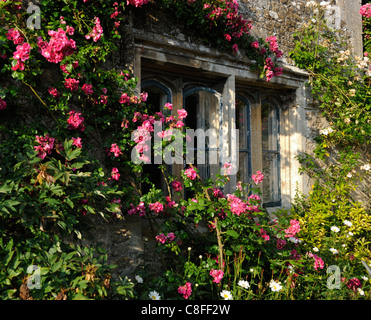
[309,70,358,109]
[24,82,61,128]
[160,165,172,198]
[188,163,224,271]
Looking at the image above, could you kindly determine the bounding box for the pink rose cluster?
[264,57,283,82]
[6,28,24,45]
[128,201,146,216]
[67,110,85,131]
[260,227,270,241]
[149,201,164,214]
[226,193,261,217]
[72,137,82,148]
[284,219,300,238]
[210,269,224,284]
[37,28,76,63]
[85,17,103,42]
[171,180,182,192]
[109,143,122,157]
[205,0,252,37]
[155,232,177,244]
[64,78,79,91]
[226,194,247,216]
[119,91,147,105]
[203,0,252,54]
[34,134,55,159]
[12,42,32,71]
[132,125,152,163]
[307,252,324,271]
[126,0,149,7]
[360,4,371,18]
[48,87,60,98]
[266,36,283,58]
[0,98,7,111]
[82,83,94,95]
[131,104,188,162]
[111,167,120,180]
[251,170,264,184]
[184,167,197,180]
[178,282,192,299]
[347,278,362,292]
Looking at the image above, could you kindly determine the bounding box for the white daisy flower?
[330,248,338,254]
[220,290,233,300]
[343,220,352,227]
[313,247,319,252]
[269,280,283,292]
[148,290,161,300]
[238,280,250,289]
[135,275,143,283]
[330,226,340,233]
[357,288,365,296]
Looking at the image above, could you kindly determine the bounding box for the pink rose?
[184,167,197,180]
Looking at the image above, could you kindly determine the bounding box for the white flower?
[238,280,250,289]
[330,248,338,254]
[346,173,353,178]
[250,268,254,273]
[348,232,354,236]
[362,276,369,281]
[313,247,319,252]
[361,164,371,171]
[148,290,161,300]
[343,220,352,227]
[330,226,340,233]
[348,89,356,97]
[306,1,317,7]
[135,275,143,283]
[319,129,329,135]
[288,237,301,244]
[357,288,365,296]
[320,1,330,7]
[342,244,347,248]
[188,247,192,251]
[287,265,295,273]
[269,279,283,292]
[220,290,233,300]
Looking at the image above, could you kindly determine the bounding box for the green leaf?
[226,229,239,238]
[50,259,63,273]
[72,293,91,300]
[0,181,15,193]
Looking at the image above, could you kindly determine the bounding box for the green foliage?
[289,5,371,150]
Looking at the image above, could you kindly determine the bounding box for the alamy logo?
[326,265,341,289]
[131,121,239,175]
[27,4,41,30]
[26,265,41,289]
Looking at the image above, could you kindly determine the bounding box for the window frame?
[235,94,252,190]
[183,86,223,181]
[261,99,281,208]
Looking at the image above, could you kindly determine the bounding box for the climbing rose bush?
[0,0,370,302]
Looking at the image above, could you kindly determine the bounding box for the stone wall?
[112,0,368,281]
[239,0,363,63]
